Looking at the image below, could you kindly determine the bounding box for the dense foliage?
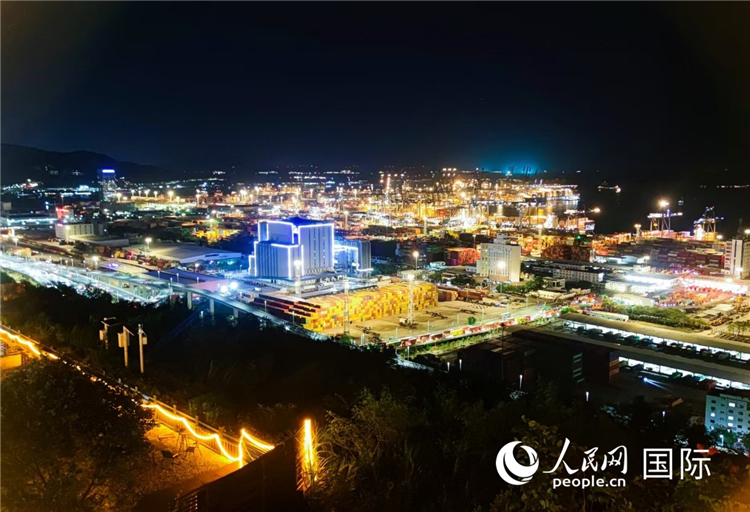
[601,298,706,329]
[497,276,544,294]
[1,360,153,512]
[5,284,750,511]
[310,388,750,512]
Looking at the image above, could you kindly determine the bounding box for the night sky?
[2,2,749,175]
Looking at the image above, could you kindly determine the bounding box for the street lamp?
[412,250,419,270]
[145,237,152,252]
[497,260,506,292]
[406,273,415,324]
[92,256,99,270]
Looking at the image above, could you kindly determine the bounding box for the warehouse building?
[145,243,242,266]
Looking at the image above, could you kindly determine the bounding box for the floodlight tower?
[407,274,415,324]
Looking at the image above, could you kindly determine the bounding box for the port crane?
[693,206,722,240]
[648,200,682,233]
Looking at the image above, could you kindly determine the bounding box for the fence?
[0,325,271,465]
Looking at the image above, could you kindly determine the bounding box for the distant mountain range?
[1,144,183,186]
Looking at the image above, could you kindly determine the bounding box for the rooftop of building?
[263,217,332,227]
[707,388,750,401]
[141,243,243,262]
[561,312,750,354]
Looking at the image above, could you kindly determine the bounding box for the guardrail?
[0,324,271,465]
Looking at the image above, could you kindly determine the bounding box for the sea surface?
[575,179,750,236]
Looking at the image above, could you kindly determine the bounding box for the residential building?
[724,238,750,279]
[705,391,750,435]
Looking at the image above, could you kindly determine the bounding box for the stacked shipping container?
[254,282,438,332]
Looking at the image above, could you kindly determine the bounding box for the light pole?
[634,223,641,239]
[100,317,117,349]
[497,260,506,292]
[412,250,419,270]
[92,255,99,270]
[407,274,415,324]
[118,326,132,368]
[145,237,152,253]
[497,260,506,277]
[137,324,148,374]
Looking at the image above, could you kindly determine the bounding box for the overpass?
[0,254,328,341]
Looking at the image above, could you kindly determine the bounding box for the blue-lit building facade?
[250,219,335,279]
[334,239,372,273]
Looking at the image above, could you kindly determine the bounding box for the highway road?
[0,253,328,341]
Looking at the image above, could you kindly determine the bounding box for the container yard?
[253,282,438,332]
[597,239,724,272]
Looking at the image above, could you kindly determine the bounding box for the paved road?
[1,254,328,341]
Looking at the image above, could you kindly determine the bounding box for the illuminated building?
[55,222,94,241]
[335,239,372,273]
[724,238,750,279]
[551,267,604,284]
[97,168,118,201]
[477,233,521,282]
[706,391,750,435]
[250,218,334,279]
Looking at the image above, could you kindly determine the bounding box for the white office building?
[706,392,750,435]
[477,234,521,282]
[724,238,750,279]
